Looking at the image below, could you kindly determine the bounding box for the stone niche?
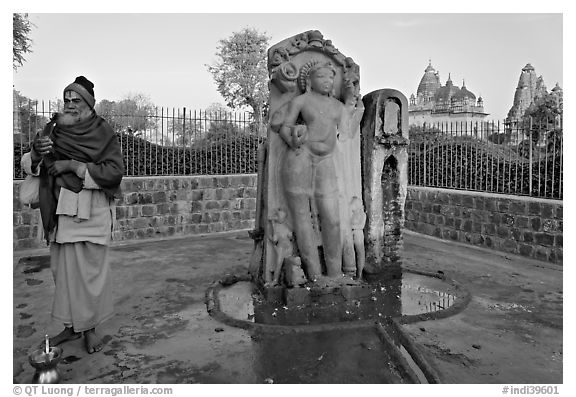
[249,30,365,288]
[361,89,409,278]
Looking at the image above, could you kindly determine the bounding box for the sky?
[11,12,563,121]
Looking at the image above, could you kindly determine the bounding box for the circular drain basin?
[212,270,469,327]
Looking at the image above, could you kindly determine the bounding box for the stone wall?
[404,187,562,264]
[13,175,257,251]
[13,178,563,265]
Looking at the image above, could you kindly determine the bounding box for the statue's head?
[350,196,363,212]
[299,60,336,96]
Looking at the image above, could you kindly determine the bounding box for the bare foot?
[83,329,103,354]
[47,327,81,347]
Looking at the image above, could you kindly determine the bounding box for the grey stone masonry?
[404,186,562,264]
[13,175,257,251]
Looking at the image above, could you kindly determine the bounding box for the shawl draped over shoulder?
[38,113,124,240]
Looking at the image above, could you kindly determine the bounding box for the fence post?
[529,117,533,196]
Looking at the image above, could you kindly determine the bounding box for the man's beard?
[59,109,92,126]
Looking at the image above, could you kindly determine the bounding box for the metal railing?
[13,100,563,200]
[408,118,563,199]
[13,100,264,179]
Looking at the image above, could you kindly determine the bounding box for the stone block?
[152,191,167,203]
[519,244,533,257]
[141,205,155,217]
[15,225,31,239]
[555,235,562,247]
[474,197,485,210]
[502,214,515,227]
[138,193,153,204]
[555,206,563,219]
[284,287,312,306]
[462,196,474,208]
[528,202,541,215]
[497,200,510,212]
[515,216,529,229]
[484,199,496,211]
[191,190,203,201]
[541,204,554,219]
[510,201,526,215]
[496,226,509,239]
[261,285,284,304]
[216,176,230,188]
[125,192,139,205]
[203,189,217,200]
[501,239,517,253]
[453,218,462,230]
[157,203,171,215]
[191,201,203,213]
[530,217,541,231]
[534,233,554,247]
[472,222,482,233]
[449,194,462,206]
[523,231,534,243]
[534,247,550,261]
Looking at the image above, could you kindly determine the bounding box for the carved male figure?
[350,196,366,279]
[271,61,361,280]
[21,76,123,354]
[266,208,293,286]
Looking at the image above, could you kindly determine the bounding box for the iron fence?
[13,99,264,179]
[408,117,563,200]
[13,99,563,200]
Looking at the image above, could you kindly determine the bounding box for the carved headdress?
[298,60,337,94]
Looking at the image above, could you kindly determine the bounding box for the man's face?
[309,67,335,95]
[62,90,92,125]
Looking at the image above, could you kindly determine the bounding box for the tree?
[96,93,156,136]
[206,27,270,134]
[13,13,33,70]
[522,93,562,145]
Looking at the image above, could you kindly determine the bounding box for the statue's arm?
[338,96,364,140]
[278,98,302,149]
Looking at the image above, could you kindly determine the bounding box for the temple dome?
[522,63,535,72]
[417,61,441,97]
[434,74,460,102]
[454,80,476,100]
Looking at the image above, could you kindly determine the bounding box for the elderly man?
[21,76,123,354]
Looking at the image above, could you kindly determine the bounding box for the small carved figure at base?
[350,196,366,280]
[267,208,293,285]
[283,256,307,287]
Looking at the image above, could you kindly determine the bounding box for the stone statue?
[350,196,366,279]
[266,208,293,286]
[253,30,365,287]
[271,61,362,281]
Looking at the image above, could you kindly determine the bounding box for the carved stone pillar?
[360,89,409,277]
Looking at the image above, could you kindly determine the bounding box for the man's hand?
[47,160,86,178]
[32,136,53,157]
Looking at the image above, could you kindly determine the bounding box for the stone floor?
[12,230,563,384]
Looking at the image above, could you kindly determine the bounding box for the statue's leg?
[285,192,322,278]
[281,150,322,279]
[314,158,342,278]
